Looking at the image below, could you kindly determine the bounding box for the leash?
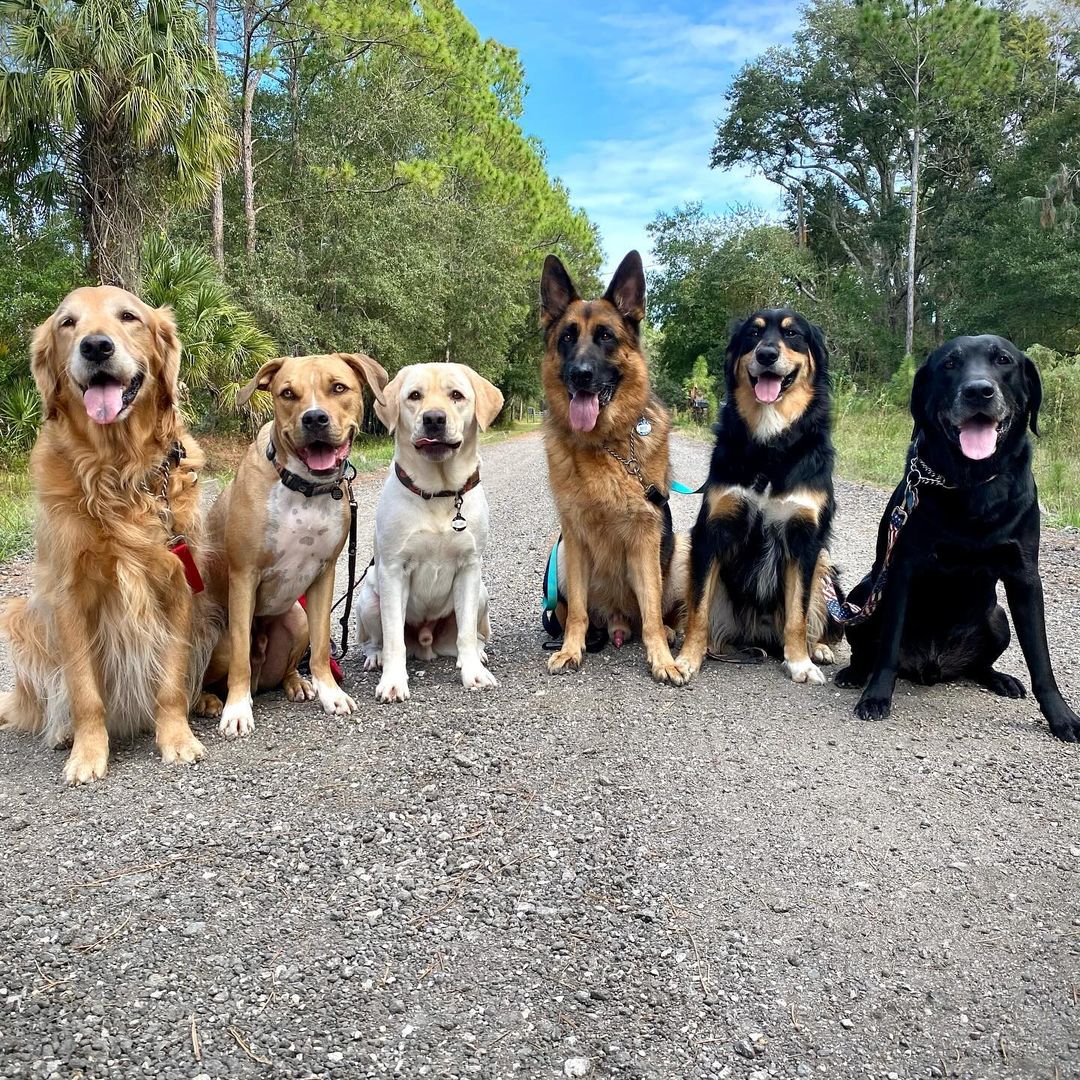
[145,440,205,593]
[824,447,953,627]
[394,461,481,532]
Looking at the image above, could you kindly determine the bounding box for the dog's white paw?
[812,643,836,665]
[313,678,357,716]
[375,669,410,703]
[460,662,498,691]
[219,695,255,738]
[784,658,826,685]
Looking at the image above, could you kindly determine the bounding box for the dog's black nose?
[79,335,114,365]
[302,408,330,430]
[567,364,594,390]
[755,344,780,367]
[961,379,997,403]
[422,409,447,432]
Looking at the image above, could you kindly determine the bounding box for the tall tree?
[0,0,235,286]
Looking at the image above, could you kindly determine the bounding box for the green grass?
[0,467,33,561]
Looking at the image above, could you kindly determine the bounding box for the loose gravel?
[0,431,1078,1080]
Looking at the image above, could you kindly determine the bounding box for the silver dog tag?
[635,416,652,437]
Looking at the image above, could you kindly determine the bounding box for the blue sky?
[459,0,801,274]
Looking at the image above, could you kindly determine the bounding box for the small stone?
[563,1057,590,1078]
[840,1018,854,1030]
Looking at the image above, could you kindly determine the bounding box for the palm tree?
[0,0,236,286]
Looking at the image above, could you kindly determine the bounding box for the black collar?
[394,461,481,532]
[266,439,351,499]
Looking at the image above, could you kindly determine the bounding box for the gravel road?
[1,430,1078,1080]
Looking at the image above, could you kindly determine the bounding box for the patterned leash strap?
[824,450,953,627]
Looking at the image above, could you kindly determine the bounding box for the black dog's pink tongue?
[754,373,782,404]
[959,418,997,460]
[569,391,600,432]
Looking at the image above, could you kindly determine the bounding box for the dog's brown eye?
[281,388,297,400]
[597,327,614,343]
[450,389,465,402]
[120,311,138,322]
[943,359,957,370]
[559,328,576,345]
[995,353,1012,365]
[332,382,348,394]
[59,316,76,328]
[408,390,423,401]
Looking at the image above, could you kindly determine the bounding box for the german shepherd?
[540,251,688,684]
[676,309,842,684]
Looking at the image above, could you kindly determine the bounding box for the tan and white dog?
[200,352,387,736]
[356,363,504,703]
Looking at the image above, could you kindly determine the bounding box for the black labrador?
[836,335,1080,742]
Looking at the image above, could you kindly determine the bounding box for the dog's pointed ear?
[375,368,405,433]
[29,316,62,419]
[339,352,388,405]
[1021,351,1042,436]
[909,357,932,436]
[236,357,285,407]
[465,368,505,431]
[540,255,579,329]
[604,249,646,327]
[153,305,182,408]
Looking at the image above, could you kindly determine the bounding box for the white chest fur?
[256,483,346,616]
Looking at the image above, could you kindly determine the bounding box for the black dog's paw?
[1046,703,1080,743]
[982,670,1026,699]
[853,695,892,721]
[835,665,867,690]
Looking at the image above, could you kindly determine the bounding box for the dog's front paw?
[784,657,826,685]
[64,737,109,785]
[194,692,223,718]
[375,669,410,703]
[158,728,206,766]
[674,651,701,680]
[853,694,892,721]
[460,661,498,691]
[283,672,315,703]
[1045,702,1080,743]
[812,643,836,665]
[219,695,255,738]
[834,665,867,689]
[547,647,583,674]
[314,678,357,716]
[651,655,689,686]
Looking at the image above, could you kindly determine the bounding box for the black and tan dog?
[677,309,841,684]
[836,335,1080,742]
[540,250,687,684]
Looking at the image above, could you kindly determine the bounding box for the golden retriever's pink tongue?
[302,444,340,471]
[959,418,997,460]
[754,374,782,403]
[569,391,599,432]
[83,381,124,424]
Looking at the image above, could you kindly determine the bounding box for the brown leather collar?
[394,461,481,532]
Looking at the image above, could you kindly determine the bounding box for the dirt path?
[1,431,1077,1080]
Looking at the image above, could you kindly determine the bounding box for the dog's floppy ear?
[603,249,646,327]
[236,357,285,407]
[723,317,747,390]
[540,255,579,329]
[374,368,405,433]
[153,305,182,408]
[338,352,388,405]
[466,368,505,431]
[1021,351,1042,436]
[29,316,63,419]
[806,320,829,371]
[909,357,932,435]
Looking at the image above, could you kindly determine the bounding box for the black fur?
[837,334,1079,742]
[688,308,839,657]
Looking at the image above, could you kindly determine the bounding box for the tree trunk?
[241,1,258,260]
[207,0,224,267]
[905,123,920,358]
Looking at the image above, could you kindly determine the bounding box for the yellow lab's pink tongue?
[754,374,782,403]
[959,418,997,460]
[83,381,124,424]
[569,391,599,432]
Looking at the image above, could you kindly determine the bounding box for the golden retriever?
[0,286,219,784]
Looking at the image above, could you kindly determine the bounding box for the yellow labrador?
[356,363,504,702]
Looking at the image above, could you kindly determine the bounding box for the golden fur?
[540,252,687,684]
[0,287,220,784]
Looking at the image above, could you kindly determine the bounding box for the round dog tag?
[635,416,652,437]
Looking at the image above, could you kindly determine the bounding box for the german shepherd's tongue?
[569,391,600,432]
[83,379,124,424]
[754,374,783,404]
[959,417,997,460]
